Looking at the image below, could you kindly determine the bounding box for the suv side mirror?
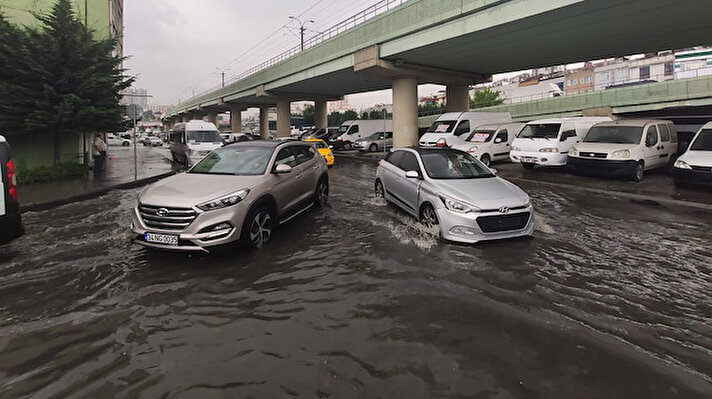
[274,164,292,174]
[405,170,420,179]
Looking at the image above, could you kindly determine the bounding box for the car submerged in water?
[131,140,329,252]
[375,147,533,244]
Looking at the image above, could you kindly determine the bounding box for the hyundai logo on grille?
[589,153,595,157]
[156,208,169,217]
[499,206,510,214]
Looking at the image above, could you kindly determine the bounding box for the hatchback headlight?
[440,195,479,213]
[467,146,478,153]
[611,150,630,159]
[511,146,520,151]
[197,189,250,211]
[674,160,692,170]
[539,147,559,153]
[568,147,578,156]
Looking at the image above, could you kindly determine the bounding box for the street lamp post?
[289,16,314,52]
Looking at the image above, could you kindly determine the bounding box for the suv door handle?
[295,174,302,179]
[313,165,319,170]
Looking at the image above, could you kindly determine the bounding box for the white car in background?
[106,133,131,147]
[673,121,712,187]
[451,122,525,166]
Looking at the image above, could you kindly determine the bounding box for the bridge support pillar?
[259,106,270,139]
[230,104,244,133]
[315,100,328,129]
[276,99,291,138]
[446,84,470,112]
[392,78,419,148]
[207,111,218,127]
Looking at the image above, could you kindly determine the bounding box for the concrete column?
[392,78,419,147]
[230,105,243,133]
[276,99,291,138]
[446,84,470,112]
[207,111,218,126]
[259,106,270,139]
[182,116,189,122]
[314,100,328,129]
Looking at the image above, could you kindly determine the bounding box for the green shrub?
[17,163,86,184]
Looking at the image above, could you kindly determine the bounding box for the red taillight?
[436,138,448,147]
[6,160,17,201]
[336,137,342,141]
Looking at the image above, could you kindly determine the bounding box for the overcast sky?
[124,0,445,110]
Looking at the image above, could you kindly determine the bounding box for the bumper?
[0,212,24,245]
[673,167,712,186]
[323,155,335,166]
[130,202,250,252]
[510,151,568,166]
[437,206,534,244]
[567,157,636,177]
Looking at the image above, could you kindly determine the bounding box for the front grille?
[578,152,608,159]
[691,165,712,172]
[139,204,197,230]
[477,212,530,233]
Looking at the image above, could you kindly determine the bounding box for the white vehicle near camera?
[510,117,611,169]
[451,123,525,166]
[673,121,712,187]
[169,120,223,167]
[374,147,533,244]
[419,112,512,148]
[338,120,393,150]
[567,119,677,182]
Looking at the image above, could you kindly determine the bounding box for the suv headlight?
[440,195,479,213]
[197,189,250,211]
[539,147,559,153]
[611,150,630,159]
[674,160,692,170]
[568,147,578,156]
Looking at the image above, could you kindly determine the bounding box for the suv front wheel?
[242,206,274,249]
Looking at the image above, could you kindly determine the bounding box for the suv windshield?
[518,124,561,139]
[421,151,494,179]
[189,146,273,175]
[583,126,643,144]
[187,130,221,143]
[690,129,712,151]
[427,120,458,134]
[467,130,495,142]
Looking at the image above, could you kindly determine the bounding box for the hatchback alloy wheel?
[249,210,272,248]
[420,205,439,228]
[375,180,385,198]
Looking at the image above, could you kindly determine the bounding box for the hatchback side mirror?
[489,167,498,175]
[274,164,292,174]
[405,170,420,179]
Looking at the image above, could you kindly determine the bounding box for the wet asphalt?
[1,156,711,398]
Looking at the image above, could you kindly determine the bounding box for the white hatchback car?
[375,147,533,244]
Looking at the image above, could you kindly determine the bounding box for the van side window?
[495,130,508,143]
[453,120,470,136]
[399,152,421,173]
[274,147,297,168]
[659,124,670,142]
[668,124,678,142]
[646,126,659,147]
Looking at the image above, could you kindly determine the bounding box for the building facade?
[564,64,594,94]
[675,48,712,79]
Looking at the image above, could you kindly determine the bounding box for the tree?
[343,109,359,121]
[369,110,385,119]
[360,111,369,120]
[301,105,315,126]
[470,88,505,109]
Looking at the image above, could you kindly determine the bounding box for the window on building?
[567,79,578,86]
[596,71,610,81]
[664,62,674,76]
[640,66,651,79]
[615,68,628,79]
[581,76,592,84]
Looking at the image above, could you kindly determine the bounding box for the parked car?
[132,140,329,252]
[374,147,533,244]
[147,136,164,147]
[451,122,525,166]
[339,120,393,150]
[0,135,23,245]
[510,117,611,169]
[106,133,131,147]
[169,120,223,167]
[303,137,335,166]
[673,121,712,187]
[567,119,678,182]
[353,131,393,152]
[419,112,512,148]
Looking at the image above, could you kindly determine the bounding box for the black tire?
[632,161,644,182]
[241,206,274,249]
[314,178,328,207]
[122,141,130,147]
[344,142,352,150]
[522,163,535,170]
[369,143,378,152]
[419,203,439,229]
[374,179,385,198]
[480,154,491,167]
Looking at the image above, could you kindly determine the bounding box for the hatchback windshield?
[690,129,712,151]
[421,151,494,179]
[518,124,561,139]
[189,146,273,175]
[466,130,495,142]
[187,130,221,143]
[427,120,458,133]
[583,126,643,144]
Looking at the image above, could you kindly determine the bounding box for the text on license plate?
[520,157,538,163]
[144,232,178,246]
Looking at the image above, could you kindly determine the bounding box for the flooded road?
[1,157,711,398]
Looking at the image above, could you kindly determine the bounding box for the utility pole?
[215,67,229,88]
[289,16,314,52]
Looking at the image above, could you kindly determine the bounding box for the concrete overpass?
[165,0,712,146]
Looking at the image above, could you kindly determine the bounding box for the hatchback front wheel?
[419,204,439,228]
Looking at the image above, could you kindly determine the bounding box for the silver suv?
[375,147,533,244]
[131,140,329,252]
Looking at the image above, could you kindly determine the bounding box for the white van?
[451,122,525,166]
[338,120,393,150]
[419,112,512,148]
[169,120,223,167]
[568,119,677,182]
[672,121,712,187]
[510,117,611,169]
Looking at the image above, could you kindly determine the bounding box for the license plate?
[144,232,178,246]
[520,157,538,163]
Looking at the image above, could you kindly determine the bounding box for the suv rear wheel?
[314,178,328,207]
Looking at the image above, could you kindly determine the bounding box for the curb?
[20,172,175,213]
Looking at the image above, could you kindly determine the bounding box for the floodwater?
[1,157,711,398]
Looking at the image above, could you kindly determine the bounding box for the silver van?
[169,120,223,167]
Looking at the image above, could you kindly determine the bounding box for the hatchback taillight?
[6,160,17,201]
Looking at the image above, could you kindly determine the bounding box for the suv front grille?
[139,204,197,230]
[477,212,530,233]
[578,152,608,159]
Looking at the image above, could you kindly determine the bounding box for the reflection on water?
[0,160,711,398]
